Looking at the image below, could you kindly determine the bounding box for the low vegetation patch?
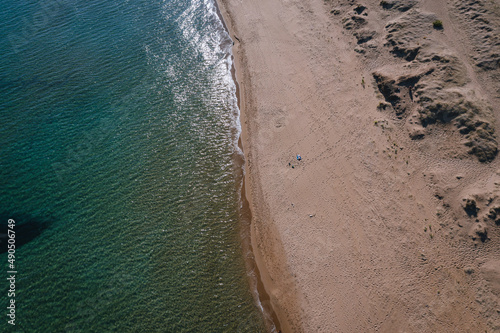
[433,20,443,29]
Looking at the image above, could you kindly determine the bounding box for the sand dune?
[217,0,500,331]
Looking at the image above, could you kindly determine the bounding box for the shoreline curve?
[213,0,300,331]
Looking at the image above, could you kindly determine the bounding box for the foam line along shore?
[214,0,302,331]
[213,0,283,331]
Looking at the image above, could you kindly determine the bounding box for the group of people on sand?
[288,154,302,168]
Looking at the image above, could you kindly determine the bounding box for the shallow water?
[0,0,265,331]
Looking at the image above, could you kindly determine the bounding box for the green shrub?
[433,20,443,29]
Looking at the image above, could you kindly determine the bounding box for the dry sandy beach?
[217,0,500,331]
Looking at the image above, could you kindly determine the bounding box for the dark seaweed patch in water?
[0,213,51,253]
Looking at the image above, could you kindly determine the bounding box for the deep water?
[0,0,265,331]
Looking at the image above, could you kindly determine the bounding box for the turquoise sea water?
[0,0,266,331]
